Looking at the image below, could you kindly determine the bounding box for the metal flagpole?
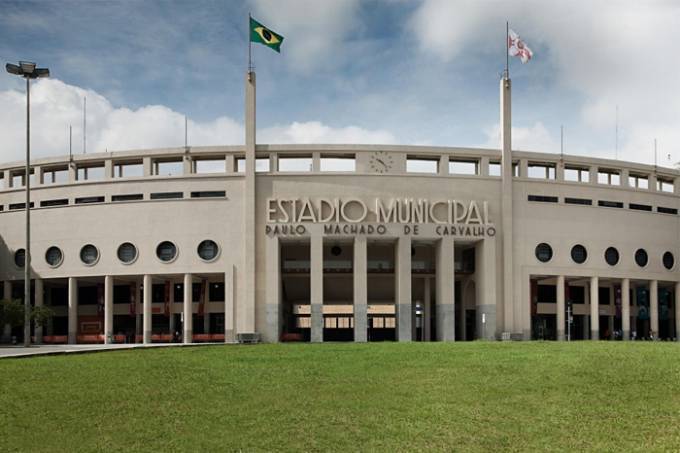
[248,12,253,75]
[615,105,619,160]
[505,21,509,79]
[560,125,564,159]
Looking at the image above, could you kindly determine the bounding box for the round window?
[571,245,587,264]
[197,240,219,261]
[663,251,674,270]
[45,246,63,267]
[156,241,177,262]
[80,244,99,265]
[604,247,619,266]
[331,245,342,257]
[535,243,553,263]
[14,249,25,268]
[635,248,648,267]
[117,242,138,264]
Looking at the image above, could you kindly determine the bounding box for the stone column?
[436,236,455,341]
[68,277,78,344]
[632,284,638,339]
[396,236,412,342]
[423,277,431,341]
[183,273,193,344]
[34,278,44,344]
[353,236,368,342]
[650,280,658,339]
[135,281,142,342]
[475,237,497,340]
[265,236,280,342]
[224,266,235,343]
[622,278,630,341]
[556,275,565,341]
[143,274,152,344]
[675,282,680,343]
[310,235,324,343]
[590,276,599,340]
[104,275,113,344]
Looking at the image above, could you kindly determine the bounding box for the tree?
[0,299,25,329]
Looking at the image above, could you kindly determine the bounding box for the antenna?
[69,125,72,162]
[654,138,657,170]
[185,115,188,148]
[560,125,564,159]
[83,96,87,154]
[615,105,618,160]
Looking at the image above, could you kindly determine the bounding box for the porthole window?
[635,248,648,267]
[45,246,63,267]
[331,245,342,257]
[604,247,619,266]
[14,249,25,268]
[80,244,99,265]
[571,245,587,264]
[117,242,138,264]
[535,243,553,263]
[197,240,219,261]
[156,241,177,262]
[663,251,674,270]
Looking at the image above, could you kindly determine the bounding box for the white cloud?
[260,121,396,145]
[250,0,361,72]
[0,79,397,164]
[481,121,558,153]
[410,0,680,165]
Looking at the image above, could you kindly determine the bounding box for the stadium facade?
[1,74,679,344]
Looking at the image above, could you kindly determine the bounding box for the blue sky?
[0,0,678,166]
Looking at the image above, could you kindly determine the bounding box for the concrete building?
[1,74,679,344]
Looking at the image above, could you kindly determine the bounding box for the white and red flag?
[508,29,533,64]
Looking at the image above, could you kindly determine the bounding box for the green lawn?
[1,342,680,452]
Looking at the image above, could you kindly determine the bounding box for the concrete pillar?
[353,236,368,342]
[46,286,53,336]
[556,160,565,181]
[423,277,431,341]
[310,235,323,343]
[396,236,412,342]
[104,276,113,344]
[475,237,497,340]
[68,163,77,183]
[104,159,113,179]
[519,159,528,178]
[265,236,280,342]
[226,155,235,173]
[650,280,658,339]
[500,77,514,338]
[436,236,455,341]
[143,274,152,344]
[224,266,235,343]
[480,156,490,177]
[589,166,598,185]
[243,72,257,335]
[183,155,192,175]
[34,278,44,344]
[621,169,630,188]
[556,275,565,341]
[649,173,657,192]
[622,278,630,341]
[608,285,615,338]
[68,277,78,344]
[590,276,599,340]
[143,157,152,176]
[438,155,448,175]
[183,273,192,344]
[312,152,321,172]
[675,282,680,343]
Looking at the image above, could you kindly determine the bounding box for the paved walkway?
[0,342,225,359]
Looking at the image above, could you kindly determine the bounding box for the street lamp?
[5,61,49,347]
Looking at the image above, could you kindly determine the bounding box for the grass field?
[1,342,680,452]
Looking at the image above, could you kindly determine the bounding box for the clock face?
[368,151,394,174]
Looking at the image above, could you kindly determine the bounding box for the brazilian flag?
[250,17,284,53]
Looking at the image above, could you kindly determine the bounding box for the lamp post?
[5,61,49,347]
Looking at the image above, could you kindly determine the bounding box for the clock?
[368,151,394,174]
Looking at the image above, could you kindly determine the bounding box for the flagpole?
[248,12,253,75]
[505,21,509,79]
